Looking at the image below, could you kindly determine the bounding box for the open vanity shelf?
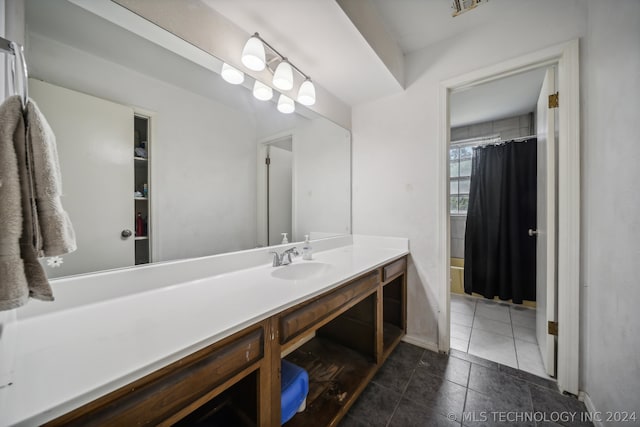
[175,371,258,426]
[283,299,378,427]
[382,258,407,358]
[45,256,407,427]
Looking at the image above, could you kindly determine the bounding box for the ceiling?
[201,0,546,111]
[32,0,549,123]
[202,0,543,126]
[371,0,509,54]
[450,67,547,127]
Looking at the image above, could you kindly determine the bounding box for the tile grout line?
[450,295,475,353]
[509,307,520,370]
[385,351,424,427]
[526,378,537,425]
[467,300,477,355]
[460,361,472,427]
[468,299,477,354]
[384,391,402,427]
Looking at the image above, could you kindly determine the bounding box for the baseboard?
[579,391,604,427]
[401,334,440,353]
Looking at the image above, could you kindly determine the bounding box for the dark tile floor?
[341,343,593,427]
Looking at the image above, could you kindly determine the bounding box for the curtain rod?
[451,134,501,147]
[452,134,536,149]
[491,134,536,143]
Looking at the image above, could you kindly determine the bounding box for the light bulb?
[241,35,266,71]
[253,80,273,101]
[273,60,293,91]
[297,79,316,106]
[277,94,295,114]
[221,63,244,85]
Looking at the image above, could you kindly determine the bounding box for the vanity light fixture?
[241,32,317,107]
[253,80,273,101]
[272,59,294,91]
[297,78,316,106]
[220,62,244,84]
[241,35,266,71]
[277,94,295,114]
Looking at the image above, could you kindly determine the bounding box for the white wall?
[255,112,352,247]
[28,34,259,261]
[256,116,351,245]
[580,0,640,419]
[293,118,352,242]
[352,0,640,418]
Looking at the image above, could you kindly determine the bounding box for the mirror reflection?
[25,0,351,279]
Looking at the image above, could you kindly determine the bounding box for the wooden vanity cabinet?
[381,257,407,359]
[278,271,379,346]
[46,256,407,427]
[45,322,269,427]
[275,271,380,427]
[274,256,407,427]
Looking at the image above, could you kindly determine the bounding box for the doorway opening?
[448,66,550,378]
[259,135,293,246]
[439,40,580,395]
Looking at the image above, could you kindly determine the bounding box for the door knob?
[528,229,538,237]
[121,229,133,238]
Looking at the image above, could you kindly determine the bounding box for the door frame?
[437,39,580,395]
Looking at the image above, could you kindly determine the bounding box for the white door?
[535,68,557,376]
[267,144,293,245]
[30,79,134,277]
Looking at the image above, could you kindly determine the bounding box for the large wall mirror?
[25,0,351,279]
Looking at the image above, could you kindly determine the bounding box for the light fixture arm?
[252,32,310,81]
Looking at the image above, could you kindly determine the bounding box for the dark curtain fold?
[463,138,537,304]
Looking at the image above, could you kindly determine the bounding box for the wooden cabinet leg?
[259,317,281,426]
[376,286,384,365]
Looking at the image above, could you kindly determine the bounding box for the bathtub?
[449,257,536,307]
[450,257,465,294]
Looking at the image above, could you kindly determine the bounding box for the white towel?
[27,98,77,257]
[0,96,31,310]
[0,95,76,311]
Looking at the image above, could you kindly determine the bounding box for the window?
[450,146,472,214]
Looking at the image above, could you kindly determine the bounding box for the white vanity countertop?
[1,236,408,426]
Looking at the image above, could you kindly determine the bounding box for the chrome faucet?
[270,247,300,266]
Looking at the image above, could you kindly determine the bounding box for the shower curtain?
[463,138,537,304]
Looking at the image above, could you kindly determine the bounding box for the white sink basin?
[271,262,331,281]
